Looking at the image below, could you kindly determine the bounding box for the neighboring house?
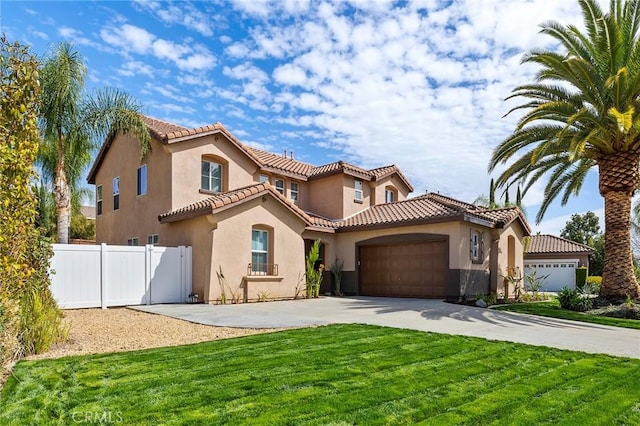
[524,234,593,292]
[79,205,96,220]
[88,116,531,303]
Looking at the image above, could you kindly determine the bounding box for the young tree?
[0,37,65,363]
[489,0,640,299]
[560,212,601,245]
[38,43,150,244]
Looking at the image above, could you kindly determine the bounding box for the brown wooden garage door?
[359,241,448,298]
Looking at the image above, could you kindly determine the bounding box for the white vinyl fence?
[50,244,192,309]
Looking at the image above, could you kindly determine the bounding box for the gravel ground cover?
[26,307,281,360]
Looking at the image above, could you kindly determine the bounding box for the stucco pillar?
[489,230,500,294]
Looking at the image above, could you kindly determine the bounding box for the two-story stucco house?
[88,116,530,303]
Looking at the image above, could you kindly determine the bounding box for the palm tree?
[489,0,640,299]
[39,43,150,243]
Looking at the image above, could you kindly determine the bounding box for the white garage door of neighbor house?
[524,259,579,292]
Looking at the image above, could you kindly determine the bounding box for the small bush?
[586,276,602,286]
[575,267,588,289]
[477,294,498,306]
[557,286,593,312]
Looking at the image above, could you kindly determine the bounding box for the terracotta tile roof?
[141,115,188,140]
[339,196,461,229]
[309,161,372,180]
[89,114,417,190]
[158,183,312,224]
[245,147,315,178]
[303,192,531,233]
[421,192,479,211]
[526,234,593,254]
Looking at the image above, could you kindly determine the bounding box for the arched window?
[385,186,397,203]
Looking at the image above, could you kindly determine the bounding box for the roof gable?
[158,182,312,225]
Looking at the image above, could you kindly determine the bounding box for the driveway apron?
[132,296,640,359]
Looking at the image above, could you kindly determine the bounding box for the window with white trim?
[259,174,269,183]
[251,229,269,274]
[113,177,120,210]
[290,182,299,201]
[201,160,222,192]
[137,164,147,196]
[96,185,103,216]
[275,179,285,195]
[354,179,363,201]
[147,234,159,245]
[127,237,139,246]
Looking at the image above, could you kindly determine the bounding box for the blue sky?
[2,0,607,235]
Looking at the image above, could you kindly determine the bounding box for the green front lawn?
[494,300,640,330]
[2,324,639,425]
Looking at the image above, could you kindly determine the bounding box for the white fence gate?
[49,244,192,309]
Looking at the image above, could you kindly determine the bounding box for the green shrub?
[305,240,324,298]
[557,286,593,312]
[575,267,588,289]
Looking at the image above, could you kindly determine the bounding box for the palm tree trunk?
[598,151,640,299]
[54,154,70,244]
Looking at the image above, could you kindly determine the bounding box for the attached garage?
[359,239,448,298]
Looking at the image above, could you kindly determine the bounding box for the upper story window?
[147,234,159,245]
[127,237,139,246]
[385,188,395,203]
[259,174,269,183]
[96,185,103,216]
[354,179,363,202]
[137,164,147,196]
[201,160,222,192]
[470,229,484,263]
[275,179,285,195]
[290,182,299,201]
[113,177,120,211]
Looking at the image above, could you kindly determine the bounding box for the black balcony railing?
[247,263,278,276]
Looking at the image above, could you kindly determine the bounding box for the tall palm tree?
[489,0,640,299]
[39,43,150,243]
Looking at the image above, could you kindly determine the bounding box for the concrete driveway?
[132,296,640,359]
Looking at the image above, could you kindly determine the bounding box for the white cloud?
[100,24,216,71]
[132,0,215,36]
[118,60,154,78]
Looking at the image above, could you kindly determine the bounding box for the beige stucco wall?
[307,174,345,219]
[162,195,307,303]
[168,132,259,209]
[94,133,172,245]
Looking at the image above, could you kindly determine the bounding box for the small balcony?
[247,263,279,276]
